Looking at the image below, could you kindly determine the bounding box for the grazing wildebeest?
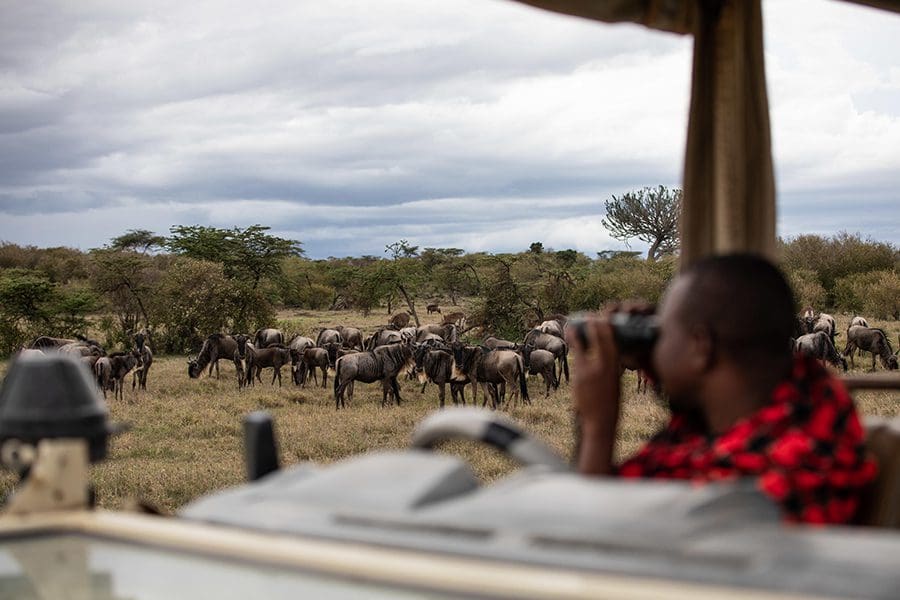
[389,312,412,329]
[188,334,240,379]
[131,332,153,391]
[336,326,364,351]
[249,345,292,386]
[812,313,838,345]
[843,326,898,371]
[333,343,415,409]
[295,347,330,388]
[795,332,847,371]
[254,328,284,348]
[482,335,517,350]
[524,329,570,383]
[96,350,143,401]
[413,344,468,408]
[451,344,529,409]
[426,303,441,315]
[521,345,558,398]
[365,328,402,350]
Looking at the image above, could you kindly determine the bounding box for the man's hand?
[566,311,622,476]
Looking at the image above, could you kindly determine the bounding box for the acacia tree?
[602,186,681,261]
[166,225,303,329]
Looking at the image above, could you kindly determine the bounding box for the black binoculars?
[569,312,659,358]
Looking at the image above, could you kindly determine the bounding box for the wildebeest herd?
[13,306,897,410]
[793,309,898,372]
[23,333,149,401]
[183,312,576,410]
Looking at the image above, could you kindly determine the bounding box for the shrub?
[834,270,899,320]
[787,268,827,311]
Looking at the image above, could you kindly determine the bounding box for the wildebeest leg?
[438,382,446,408]
[272,366,281,387]
[321,365,328,389]
[479,383,491,408]
[390,376,402,406]
[420,381,427,394]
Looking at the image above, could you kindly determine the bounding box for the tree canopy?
[602,186,681,261]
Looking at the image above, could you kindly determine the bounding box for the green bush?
[819,267,900,320]
[787,268,827,311]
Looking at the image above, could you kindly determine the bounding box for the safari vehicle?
[1,1,899,598]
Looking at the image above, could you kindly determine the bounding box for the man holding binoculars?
[567,254,875,524]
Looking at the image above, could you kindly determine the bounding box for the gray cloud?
[0,0,898,256]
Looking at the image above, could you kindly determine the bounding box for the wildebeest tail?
[562,347,570,382]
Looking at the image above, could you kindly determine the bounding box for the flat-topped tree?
[602,186,681,262]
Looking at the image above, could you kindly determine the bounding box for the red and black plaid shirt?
[617,356,877,524]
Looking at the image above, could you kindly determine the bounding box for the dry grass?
[0,309,896,514]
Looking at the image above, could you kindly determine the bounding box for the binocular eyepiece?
[569,312,660,359]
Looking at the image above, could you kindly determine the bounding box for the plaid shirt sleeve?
[617,357,877,524]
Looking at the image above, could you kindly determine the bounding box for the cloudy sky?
[1,0,898,258]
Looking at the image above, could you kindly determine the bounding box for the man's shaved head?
[677,254,796,370]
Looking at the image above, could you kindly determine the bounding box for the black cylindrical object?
[243,411,280,481]
[569,312,660,359]
[0,353,118,463]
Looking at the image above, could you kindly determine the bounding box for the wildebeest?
[254,328,284,348]
[287,335,315,384]
[333,343,415,409]
[537,319,565,339]
[523,329,570,383]
[95,350,143,401]
[426,303,441,315]
[482,335,517,350]
[413,344,468,408]
[843,326,898,371]
[316,328,343,347]
[336,326,364,351]
[131,332,153,391]
[30,336,77,349]
[794,332,847,371]
[57,341,105,361]
[398,326,418,343]
[389,311,412,329]
[451,344,529,409]
[365,328,403,350]
[295,347,330,387]
[850,316,869,329]
[233,335,254,388]
[521,345,558,398]
[416,323,457,343]
[811,313,838,345]
[248,345,292,386]
[188,334,240,379]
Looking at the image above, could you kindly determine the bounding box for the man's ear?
[686,326,714,372]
